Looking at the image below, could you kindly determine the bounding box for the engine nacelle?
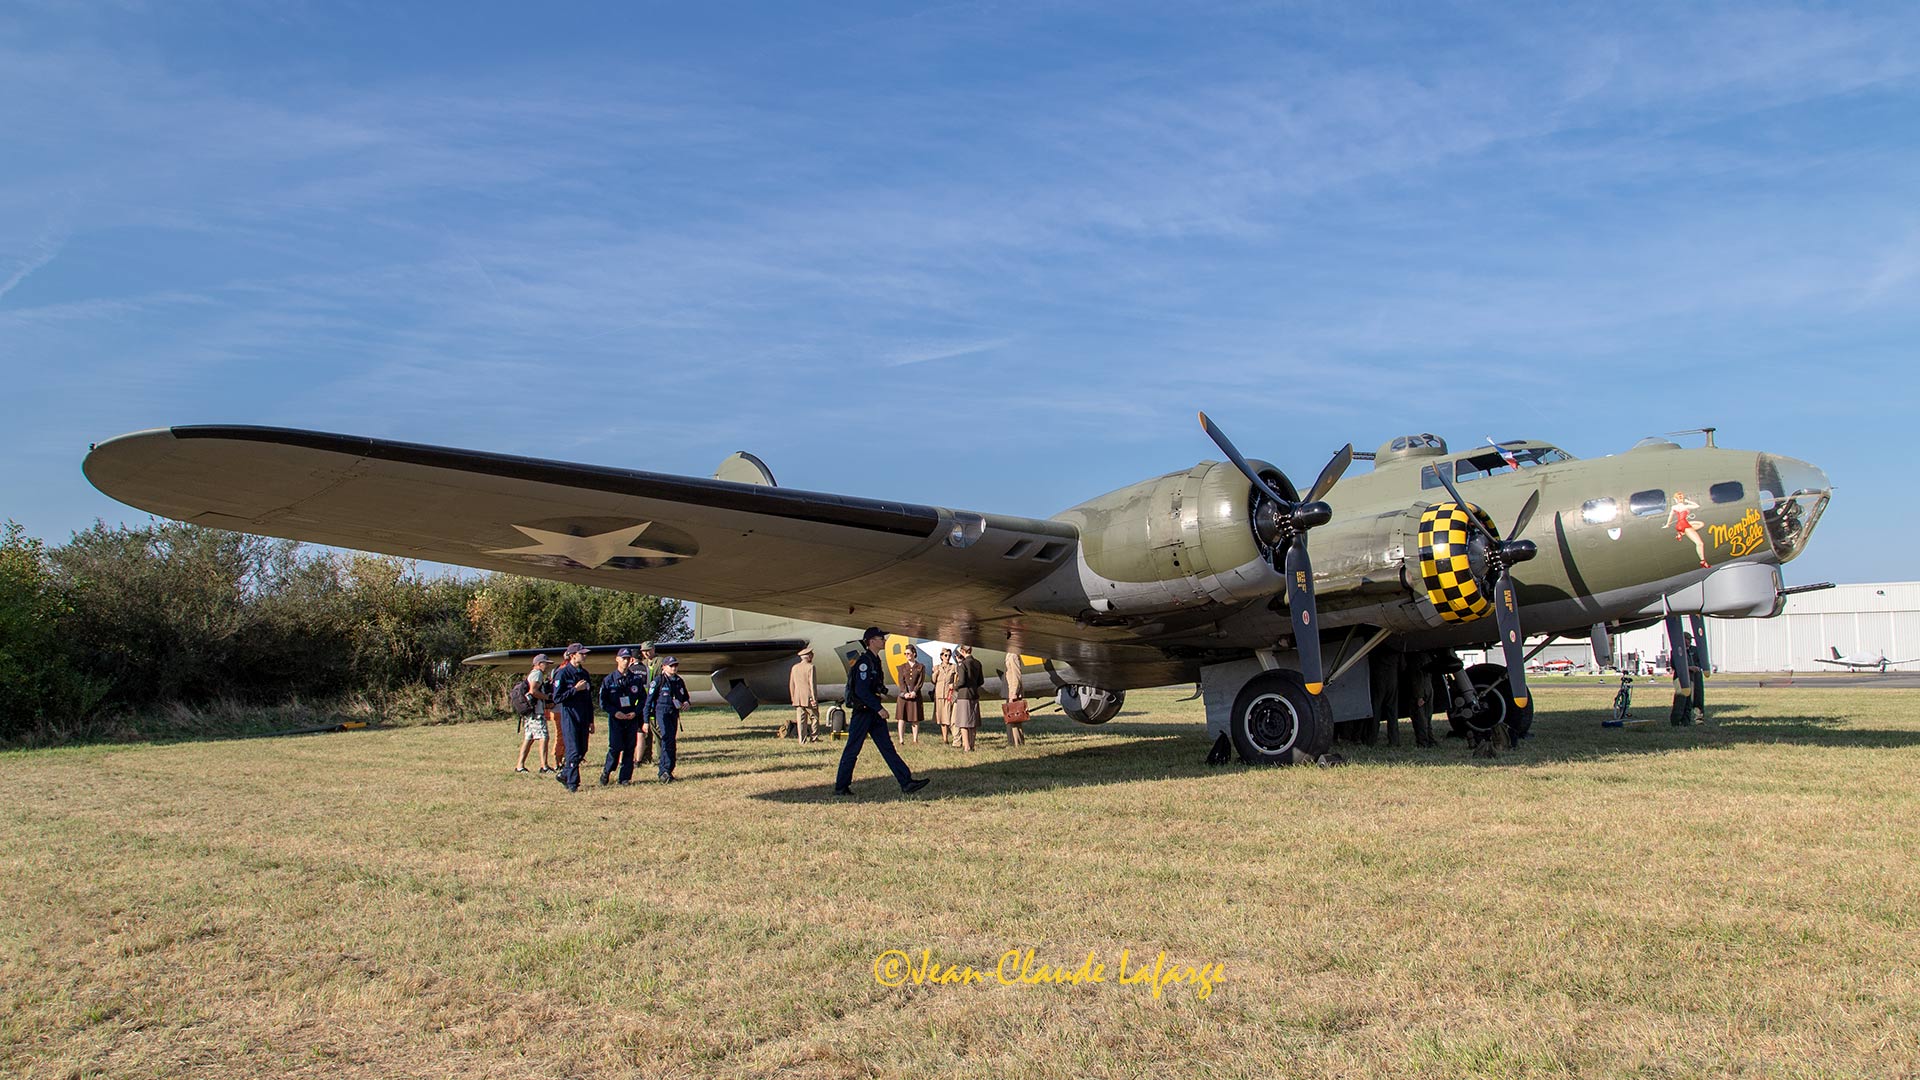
[1022,465,1507,636]
[1041,460,1293,618]
[1057,685,1125,725]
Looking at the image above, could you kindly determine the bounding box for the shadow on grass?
[749,735,1200,803]
[746,704,1920,801]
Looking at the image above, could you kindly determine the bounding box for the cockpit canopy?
[1418,440,1577,490]
[1374,433,1448,463]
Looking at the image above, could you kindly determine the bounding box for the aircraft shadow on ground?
[747,706,1920,802]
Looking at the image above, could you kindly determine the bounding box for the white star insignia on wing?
[486,522,683,569]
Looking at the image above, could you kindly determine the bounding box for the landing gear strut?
[1446,662,1534,754]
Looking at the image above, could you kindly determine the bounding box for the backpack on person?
[509,677,534,718]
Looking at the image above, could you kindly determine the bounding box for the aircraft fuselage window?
[1709,481,1744,504]
[1581,498,1618,525]
[1629,489,1666,517]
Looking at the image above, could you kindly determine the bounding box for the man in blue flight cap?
[599,647,648,786]
[550,643,596,792]
[834,627,930,797]
[646,656,691,782]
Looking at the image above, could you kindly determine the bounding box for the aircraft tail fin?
[712,451,777,487]
[698,453,779,639]
[1832,646,1842,660]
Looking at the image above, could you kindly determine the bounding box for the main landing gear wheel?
[1229,670,1334,765]
[1461,663,1534,739]
[1057,685,1126,725]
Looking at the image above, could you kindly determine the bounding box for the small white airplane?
[1813,647,1919,673]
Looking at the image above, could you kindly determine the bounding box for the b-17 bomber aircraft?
[83,416,1830,763]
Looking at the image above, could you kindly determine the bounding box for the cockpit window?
[1443,445,1576,484]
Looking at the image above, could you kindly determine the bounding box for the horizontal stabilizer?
[463,638,810,676]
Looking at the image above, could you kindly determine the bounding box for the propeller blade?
[1508,489,1541,541]
[1198,412,1290,508]
[1432,464,1498,544]
[1492,571,1530,709]
[1284,540,1323,694]
[1304,444,1355,504]
[1688,614,1710,676]
[1665,614,1692,693]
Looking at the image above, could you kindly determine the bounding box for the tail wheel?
[1229,670,1334,765]
[1462,662,1534,738]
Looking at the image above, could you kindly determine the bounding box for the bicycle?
[1606,673,1633,725]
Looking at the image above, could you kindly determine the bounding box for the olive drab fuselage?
[682,432,1828,705]
[988,432,1826,663]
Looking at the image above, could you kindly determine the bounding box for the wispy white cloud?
[0,210,69,302]
[884,337,1011,367]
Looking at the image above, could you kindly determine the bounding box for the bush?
[468,576,688,653]
[0,522,107,741]
[4,519,689,745]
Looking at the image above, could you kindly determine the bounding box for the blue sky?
[3,1,1915,587]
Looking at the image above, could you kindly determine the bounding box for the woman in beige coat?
[932,649,956,746]
[1003,654,1028,748]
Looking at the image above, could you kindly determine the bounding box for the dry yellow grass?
[4,684,1919,1079]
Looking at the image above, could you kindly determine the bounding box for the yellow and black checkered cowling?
[1417,502,1499,623]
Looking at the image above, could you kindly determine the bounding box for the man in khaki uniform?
[637,641,660,764]
[1003,654,1028,748]
[785,646,819,742]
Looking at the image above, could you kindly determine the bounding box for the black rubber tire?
[1229,670,1334,765]
[1057,686,1126,725]
[1461,662,1534,738]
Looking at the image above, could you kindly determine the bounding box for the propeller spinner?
[1432,469,1540,709]
[1198,412,1352,695]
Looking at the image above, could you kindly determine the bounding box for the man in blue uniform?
[599,647,648,786]
[834,627,930,797]
[646,656,691,782]
[550,643,596,792]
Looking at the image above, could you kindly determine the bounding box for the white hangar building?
[1525,582,1920,674]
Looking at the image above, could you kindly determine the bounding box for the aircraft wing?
[462,639,809,675]
[83,425,1087,644]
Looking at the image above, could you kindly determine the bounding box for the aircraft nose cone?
[1756,453,1830,563]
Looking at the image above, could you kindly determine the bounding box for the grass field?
[4,684,1919,1079]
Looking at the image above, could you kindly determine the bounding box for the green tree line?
[1,519,687,745]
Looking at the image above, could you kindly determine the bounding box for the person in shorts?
[516,654,554,773]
